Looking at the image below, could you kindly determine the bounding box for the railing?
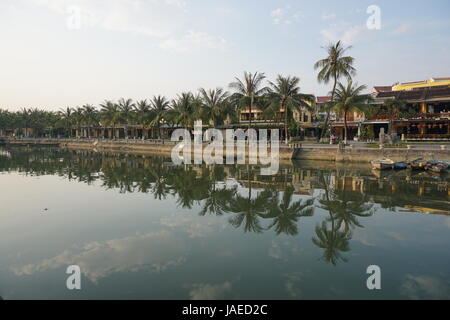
[406,134,450,141]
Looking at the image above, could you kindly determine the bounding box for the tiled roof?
[433,77,450,81]
[373,86,392,92]
[376,86,450,101]
[317,96,331,103]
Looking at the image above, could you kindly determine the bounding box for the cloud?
[322,13,336,21]
[160,215,217,238]
[284,272,304,298]
[30,0,226,52]
[159,30,227,53]
[32,0,185,37]
[320,24,367,45]
[392,24,413,35]
[270,7,302,25]
[12,230,187,283]
[400,274,450,300]
[187,281,233,300]
[270,8,285,25]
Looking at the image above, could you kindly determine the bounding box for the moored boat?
[371,158,394,170]
[410,158,426,171]
[393,162,408,170]
[425,161,448,174]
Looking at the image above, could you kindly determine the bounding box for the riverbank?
[2,138,450,163]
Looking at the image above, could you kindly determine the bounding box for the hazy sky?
[1,0,449,111]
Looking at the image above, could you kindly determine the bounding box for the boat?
[371,158,394,170]
[410,158,427,171]
[393,162,408,170]
[425,161,448,174]
[429,159,450,167]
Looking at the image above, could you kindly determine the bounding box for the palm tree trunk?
[344,110,348,144]
[158,121,161,139]
[249,94,253,131]
[284,104,288,144]
[320,77,338,142]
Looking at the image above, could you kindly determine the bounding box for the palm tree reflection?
[265,186,314,236]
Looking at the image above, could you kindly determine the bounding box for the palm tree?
[150,95,170,138]
[229,71,268,130]
[19,108,31,137]
[135,99,153,138]
[314,41,356,141]
[100,100,120,139]
[172,92,198,130]
[268,75,315,143]
[199,87,229,127]
[59,107,73,138]
[72,107,84,138]
[118,98,135,138]
[82,104,98,138]
[333,81,371,144]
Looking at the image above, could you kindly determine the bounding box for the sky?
[1,0,449,111]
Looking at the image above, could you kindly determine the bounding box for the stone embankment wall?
[3,138,450,163]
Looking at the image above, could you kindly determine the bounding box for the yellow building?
[392,77,450,91]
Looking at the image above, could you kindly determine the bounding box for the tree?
[100,100,120,139]
[332,81,371,144]
[72,107,84,138]
[229,71,268,130]
[199,87,229,127]
[118,98,136,138]
[267,75,315,143]
[314,41,356,141]
[59,107,73,138]
[135,99,153,138]
[82,104,98,138]
[172,92,199,130]
[150,95,170,138]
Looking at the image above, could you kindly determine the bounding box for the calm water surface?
[0,147,449,300]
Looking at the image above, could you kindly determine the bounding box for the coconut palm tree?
[134,99,153,138]
[59,107,73,138]
[199,87,230,127]
[333,81,371,144]
[150,95,170,138]
[82,104,98,138]
[267,75,315,143]
[118,98,136,138]
[172,92,199,130]
[100,100,120,139]
[314,41,356,141]
[229,71,268,129]
[72,107,84,138]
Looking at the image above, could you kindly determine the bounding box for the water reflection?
[1,146,449,269]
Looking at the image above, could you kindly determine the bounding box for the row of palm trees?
[1,40,385,143]
[0,74,317,142]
